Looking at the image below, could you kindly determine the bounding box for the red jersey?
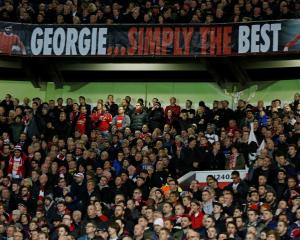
[76,113,86,134]
[190,211,204,230]
[0,32,26,55]
[91,111,112,132]
[165,105,181,118]
[116,115,125,129]
[7,154,27,179]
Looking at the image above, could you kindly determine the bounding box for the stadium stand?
[0,93,298,239]
[0,0,300,24]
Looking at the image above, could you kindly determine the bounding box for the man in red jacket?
[91,102,112,136]
[189,200,204,230]
[7,145,27,180]
[165,97,181,118]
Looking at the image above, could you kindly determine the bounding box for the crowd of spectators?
[0,0,300,24]
[0,93,299,239]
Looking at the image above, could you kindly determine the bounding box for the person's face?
[245,234,255,240]
[3,145,10,154]
[182,197,190,207]
[133,189,142,200]
[145,209,153,220]
[175,205,185,216]
[134,224,144,237]
[202,191,210,201]
[181,217,191,229]
[62,215,72,226]
[87,205,96,216]
[277,221,286,234]
[224,194,233,205]
[38,233,48,240]
[154,224,162,234]
[262,211,273,222]
[186,101,192,108]
[169,181,177,191]
[266,192,275,203]
[58,227,67,237]
[155,190,163,200]
[207,227,217,239]
[135,103,142,110]
[266,234,276,240]
[235,218,244,228]
[72,211,82,222]
[204,217,214,228]
[85,223,96,235]
[80,106,87,114]
[13,232,23,240]
[213,205,222,214]
[163,204,172,214]
[57,203,66,212]
[226,223,236,235]
[114,206,124,218]
[118,107,124,114]
[108,227,117,236]
[231,174,239,184]
[59,112,66,121]
[159,229,169,240]
[247,211,258,222]
[288,178,296,188]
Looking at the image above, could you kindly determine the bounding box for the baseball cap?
[153,218,164,227]
[74,172,84,178]
[14,145,22,152]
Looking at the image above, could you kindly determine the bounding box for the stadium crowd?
[0,0,299,24]
[0,93,298,239]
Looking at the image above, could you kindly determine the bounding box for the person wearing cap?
[71,172,87,208]
[239,108,255,128]
[7,145,27,179]
[152,218,164,239]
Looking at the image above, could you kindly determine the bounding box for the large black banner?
[0,20,299,57]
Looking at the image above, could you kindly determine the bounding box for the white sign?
[195,169,248,183]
